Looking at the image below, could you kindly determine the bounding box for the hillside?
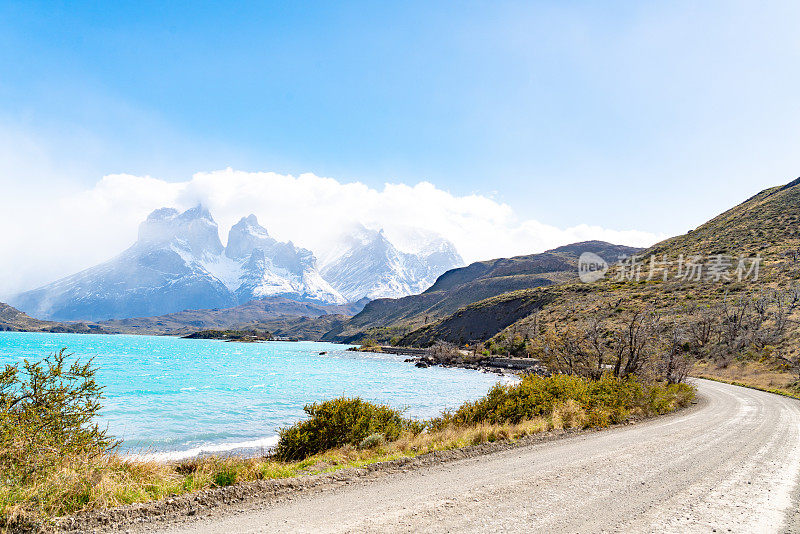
[0,303,105,333]
[323,241,640,343]
[98,297,367,336]
[401,177,800,350]
[647,176,800,258]
[250,314,350,341]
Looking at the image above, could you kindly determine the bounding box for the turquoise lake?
[0,332,503,460]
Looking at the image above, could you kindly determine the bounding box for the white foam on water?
[127,435,280,462]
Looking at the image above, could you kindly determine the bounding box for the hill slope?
[0,303,104,333]
[402,177,800,348]
[98,297,367,336]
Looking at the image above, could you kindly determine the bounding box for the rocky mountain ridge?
[11,207,461,321]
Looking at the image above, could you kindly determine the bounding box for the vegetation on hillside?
[182,329,272,342]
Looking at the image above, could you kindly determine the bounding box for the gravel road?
[153,379,800,533]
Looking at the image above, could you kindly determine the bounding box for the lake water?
[0,332,503,460]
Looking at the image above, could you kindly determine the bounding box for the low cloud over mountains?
[0,169,662,299]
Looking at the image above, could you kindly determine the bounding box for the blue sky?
[1,1,799,294]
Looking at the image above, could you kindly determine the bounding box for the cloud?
[0,168,664,298]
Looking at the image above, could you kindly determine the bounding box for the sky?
[1,1,799,298]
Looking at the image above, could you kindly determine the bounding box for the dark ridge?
[779,176,800,192]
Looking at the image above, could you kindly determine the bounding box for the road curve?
[156,379,800,533]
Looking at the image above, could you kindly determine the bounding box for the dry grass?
[0,417,554,531]
[693,360,800,399]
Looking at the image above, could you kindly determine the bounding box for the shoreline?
[1,333,507,466]
[124,436,282,463]
[351,344,546,377]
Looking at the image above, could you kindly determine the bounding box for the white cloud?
[0,168,664,298]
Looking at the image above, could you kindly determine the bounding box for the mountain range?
[322,240,641,343]
[10,207,463,321]
[3,177,799,366]
[321,226,464,302]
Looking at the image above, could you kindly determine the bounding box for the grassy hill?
[322,241,640,343]
[648,176,800,258]
[97,297,366,336]
[0,303,105,333]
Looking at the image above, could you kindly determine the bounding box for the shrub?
[0,349,117,529]
[0,349,116,484]
[358,433,385,449]
[428,373,693,430]
[213,466,238,487]
[274,398,408,461]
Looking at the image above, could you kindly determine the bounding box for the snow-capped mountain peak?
[320,226,463,301]
[225,214,275,260]
[137,204,224,258]
[226,215,344,304]
[12,208,345,321]
[11,208,461,321]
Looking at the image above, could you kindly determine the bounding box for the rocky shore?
[349,345,548,376]
[406,353,547,376]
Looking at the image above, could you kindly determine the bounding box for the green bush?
[274,398,408,461]
[275,376,694,462]
[0,349,116,484]
[429,374,693,429]
[213,467,238,487]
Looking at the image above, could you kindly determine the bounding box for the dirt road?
[153,379,800,533]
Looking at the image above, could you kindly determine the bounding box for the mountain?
[12,207,236,321]
[321,241,641,343]
[320,226,464,302]
[11,207,344,321]
[222,215,343,305]
[0,302,104,333]
[400,177,800,347]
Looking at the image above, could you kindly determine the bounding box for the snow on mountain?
[11,208,343,321]
[11,207,236,321]
[320,225,464,301]
[224,215,344,305]
[11,207,463,321]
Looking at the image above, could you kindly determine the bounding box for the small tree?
[430,341,460,363]
[0,349,116,483]
[659,325,692,384]
[612,309,660,378]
